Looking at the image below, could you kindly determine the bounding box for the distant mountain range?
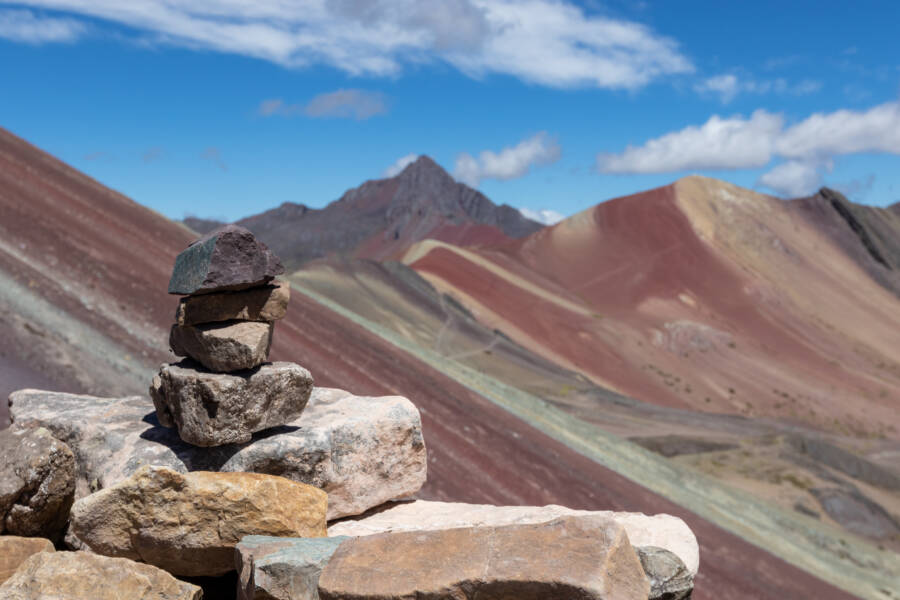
[1,126,898,599]
[185,155,542,268]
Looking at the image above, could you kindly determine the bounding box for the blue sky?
[0,1,898,223]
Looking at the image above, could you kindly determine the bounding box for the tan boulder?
[328,500,700,576]
[318,516,650,600]
[0,550,201,599]
[69,466,327,576]
[0,537,54,584]
[169,320,273,372]
[176,280,290,326]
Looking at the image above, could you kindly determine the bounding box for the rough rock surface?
[0,550,202,599]
[0,425,75,540]
[168,224,284,295]
[328,500,699,576]
[10,388,426,520]
[637,546,694,600]
[169,321,274,372]
[175,280,290,326]
[318,516,650,600]
[150,360,312,446]
[69,466,327,576]
[0,537,54,585]
[236,535,350,600]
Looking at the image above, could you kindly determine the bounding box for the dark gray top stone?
[168,225,284,295]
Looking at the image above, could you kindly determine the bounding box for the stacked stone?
[150,225,313,447]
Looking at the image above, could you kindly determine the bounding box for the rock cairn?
[150,225,313,447]
[2,223,699,599]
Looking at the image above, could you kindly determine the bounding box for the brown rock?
[0,551,201,599]
[318,515,650,600]
[0,425,75,541]
[150,360,313,447]
[69,465,327,576]
[168,224,284,295]
[0,537,54,585]
[169,320,273,372]
[175,279,290,326]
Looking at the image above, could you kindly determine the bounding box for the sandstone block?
[169,321,273,372]
[236,535,349,600]
[637,546,694,600]
[0,537,54,585]
[11,387,426,520]
[176,280,290,326]
[0,551,201,599]
[0,425,75,540]
[69,466,327,577]
[328,499,699,576]
[318,516,650,600]
[150,360,312,446]
[169,224,284,295]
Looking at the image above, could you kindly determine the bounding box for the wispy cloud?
[0,8,85,43]
[454,132,561,188]
[4,1,693,89]
[596,101,900,196]
[383,153,419,177]
[142,146,164,163]
[519,207,565,225]
[258,90,388,120]
[201,147,227,172]
[694,73,822,103]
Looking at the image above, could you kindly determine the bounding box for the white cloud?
[0,8,85,43]
[597,100,900,197]
[519,207,565,225]
[757,161,823,197]
[3,1,693,89]
[258,89,388,120]
[454,132,561,187]
[694,73,822,103]
[383,153,419,177]
[597,110,783,173]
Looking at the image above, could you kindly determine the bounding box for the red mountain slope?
[405,177,900,440]
[0,127,863,599]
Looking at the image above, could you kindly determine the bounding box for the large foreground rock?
[169,321,273,372]
[176,280,290,326]
[0,551,201,599]
[328,499,700,577]
[0,425,75,540]
[0,537,54,585]
[169,224,284,295]
[69,466,327,576]
[150,360,312,446]
[10,387,426,519]
[318,516,650,600]
[236,535,350,600]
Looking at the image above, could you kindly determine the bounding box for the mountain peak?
[395,155,453,182]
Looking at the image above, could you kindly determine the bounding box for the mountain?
[182,216,225,235]
[792,187,900,297]
[230,155,542,268]
[0,127,892,599]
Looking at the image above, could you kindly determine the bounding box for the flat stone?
[169,321,273,372]
[236,535,350,600]
[328,500,699,577]
[318,516,651,600]
[10,387,426,520]
[0,550,202,599]
[0,537,54,585]
[150,360,312,446]
[0,425,75,541]
[69,466,327,577]
[168,225,284,295]
[637,546,694,600]
[176,280,290,326]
